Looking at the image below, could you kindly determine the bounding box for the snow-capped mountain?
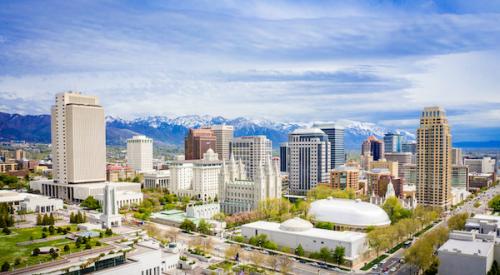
[0,112,416,149]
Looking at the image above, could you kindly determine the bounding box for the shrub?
[32,248,40,256]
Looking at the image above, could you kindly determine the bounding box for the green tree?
[42,213,49,225]
[36,213,43,225]
[489,195,500,212]
[32,247,41,256]
[333,246,345,265]
[315,221,334,230]
[319,247,331,262]
[295,244,305,256]
[488,260,499,275]
[1,261,9,272]
[179,219,196,232]
[383,197,412,224]
[2,227,11,235]
[81,196,101,210]
[64,244,70,252]
[447,213,469,231]
[105,228,113,236]
[197,219,212,235]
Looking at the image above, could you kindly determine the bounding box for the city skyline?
[0,1,500,143]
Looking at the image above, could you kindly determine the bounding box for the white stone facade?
[219,156,281,215]
[230,135,272,180]
[127,135,154,173]
[186,203,220,219]
[143,170,170,190]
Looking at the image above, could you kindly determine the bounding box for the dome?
[308,198,390,227]
[279,217,314,232]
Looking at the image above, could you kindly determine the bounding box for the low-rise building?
[468,173,496,191]
[143,170,170,190]
[242,217,368,264]
[438,235,494,275]
[0,190,64,213]
[331,165,359,191]
[106,164,135,182]
[185,203,220,219]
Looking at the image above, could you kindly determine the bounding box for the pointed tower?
[385,178,396,201]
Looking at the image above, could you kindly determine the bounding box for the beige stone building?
[51,92,106,185]
[331,166,359,191]
[210,125,233,160]
[416,106,452,210]
[369,159,398,177]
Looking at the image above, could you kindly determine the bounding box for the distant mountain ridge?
[10,111,496,150]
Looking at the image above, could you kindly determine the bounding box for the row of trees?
[36,213,55,225]
[179,218,213,235]
[306,184,356,201]
[368,206,440,256]
[70,211,87,224]
[309,246,345,265]
[489,194,500,212]
[224,244,294,274]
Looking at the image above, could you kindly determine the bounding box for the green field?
[0,226,106,271]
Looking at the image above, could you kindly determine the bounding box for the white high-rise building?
[210,125,233,160]
[288,128,331,195]
[170,149,222,201]
[230,136,272,180]
[127,135,153,173]
[451,148,463,165]
[464,157,496,174]
[51,92,106,185]
[219,156,281,214]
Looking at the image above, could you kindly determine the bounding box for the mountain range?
[0,111,432,150]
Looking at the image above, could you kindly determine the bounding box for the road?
[394,184,500,275]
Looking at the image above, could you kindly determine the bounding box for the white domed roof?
[309,198,390,227]
[279,217,313,232]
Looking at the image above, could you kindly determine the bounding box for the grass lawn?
[0,225,106,271]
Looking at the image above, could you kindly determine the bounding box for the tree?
[81,196,100,210]
[36,213,43,225]
[164,227,179,242]
[249,251,265,267]
[319,247,331,262]
[489,195,500,212]
[447,213,469,231]
[32,248,40,256]
[179,219,196,232]
[383,197,412,224]
[105,228,113,236]
[2,227,11,235]
[315,221,334,230]
[278,256,293,274]
[266,255,280,271]
[85,243,91,250]
[225,244,241,261]
[212,212,226,222]
[14,258,21,266]
[295,244,305,256]
[306,184,355,201]
[64,244,70,252]
[197,219,212,235]
[1,261,9,272]
[333,246,345,265]
[42,213,49,225]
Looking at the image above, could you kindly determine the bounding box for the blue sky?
[1,0,500,142]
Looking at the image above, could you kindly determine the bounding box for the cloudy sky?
[1,0,500,141]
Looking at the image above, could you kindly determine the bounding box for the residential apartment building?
[416,106,452,210]
[331,166,359,191]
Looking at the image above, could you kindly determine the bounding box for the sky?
[1,0,500,142]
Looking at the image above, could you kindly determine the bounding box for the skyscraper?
[416,107,452,209]
[314,123,345,169]
[127,135,153,173]
[402,141,417,154]
[184,128,217,160]
[230,136,272,180]
[51,92,106,184]
[361,136,384,161]
[279,142,289,172]
[288,128,331,195]
[451,148,463,165]
[383,133,403,153]
[211,125,233,160]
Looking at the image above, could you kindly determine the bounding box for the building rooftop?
[309,198,391,227]
[438,239,493,257]
[291,128,326,135]
[242,220,366,243]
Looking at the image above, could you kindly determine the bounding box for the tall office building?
[416,107,452,210]
[361,136,384,161]
[383,133,403,153]
[127,135,153,173]
[288,128,331,195]
[51,92,106,184]
[451,148,463,165]
[279,142,289,172]
[384,152,413,179]
[314,123,345,169]
[211,125,233,161]
[184,128,217,160]
[230,136,272,180]
[402,141,417,154]
[464,157,496,174]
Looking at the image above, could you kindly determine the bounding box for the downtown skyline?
[1,0,500,143]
